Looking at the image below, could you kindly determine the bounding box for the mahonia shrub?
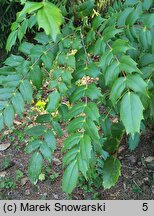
[0,0,154,194]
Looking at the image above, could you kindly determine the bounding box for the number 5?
[142,203,148,211]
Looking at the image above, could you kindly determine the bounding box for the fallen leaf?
[0,171,7,178]
[21,177,29,186]
[0,143,11,151]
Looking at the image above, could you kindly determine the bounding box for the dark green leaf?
[30,65,43,89]
[86,83,102,100]
[103,156,121,189]
[19,80,33,103]
[36,114,51,123]
[63,133,81,151]
[0,113,4,131]
[119,55,141,74]
[3,105,14,128]
[120,92,144,137]
[84,102,100,121]
[28,152,43,184]
[128,133,140,151]
[46,91,60,113]
[40,142,52,162]
[11,92,24,116]
[62,160,79,194]
[6,31,18,52]
[25,140,42,154]
[26,125,46,136]
[126,74,148,96]
[45,130,56,150]
[110,77,126,105]
[70,86,86,103]
[67,117,84,134]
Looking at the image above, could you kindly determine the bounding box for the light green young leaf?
[120,92,144,137]
[37,2,63,41]
[28,152,43,184]
[18,2,43,18]
[62,160,79,194]
[46,91,60,113]
[103,156,121,189]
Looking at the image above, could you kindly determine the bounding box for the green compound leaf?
[46,91,60,113]
[120,92,144,137]
[103,156,121,189]
[62,160,79,194]
[28,152,43,184]
[37,2,63,41]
